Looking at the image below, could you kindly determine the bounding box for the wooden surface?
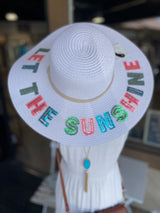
[122,143,160,170]
[132,167,160,212]
[46,0,69,32]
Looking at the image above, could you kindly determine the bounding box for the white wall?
[134,167,160,212]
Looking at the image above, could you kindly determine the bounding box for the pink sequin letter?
[28,54,45,62]
[123,60,140,71]
[28,48,50,62]
[120,92,140,112]
[26,95,48,116]
[80,117,95,136]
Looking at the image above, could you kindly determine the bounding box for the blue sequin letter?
[22,63,40,73]
[96,112,115,133]
[39,106,58,127]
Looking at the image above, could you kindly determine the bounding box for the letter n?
[96,112,115,133]
[127,73,144,86]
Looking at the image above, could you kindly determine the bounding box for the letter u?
[80,117,95,136]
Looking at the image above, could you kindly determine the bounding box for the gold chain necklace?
[83,147,91,193]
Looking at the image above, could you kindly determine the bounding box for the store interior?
[0,0,160,213]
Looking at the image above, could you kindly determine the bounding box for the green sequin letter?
[64,117,80,135]
[111,105,128,122]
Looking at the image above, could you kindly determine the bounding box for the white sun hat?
[8,22,154,147]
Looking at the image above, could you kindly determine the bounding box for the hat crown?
[50,23,115,100]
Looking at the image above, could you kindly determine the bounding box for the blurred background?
[0,0,160,213]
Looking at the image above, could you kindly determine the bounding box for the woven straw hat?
[8,23,154,146]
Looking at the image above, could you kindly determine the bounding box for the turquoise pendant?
[84,158,90,170]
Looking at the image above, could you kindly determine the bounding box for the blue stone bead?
[84,159,90,170]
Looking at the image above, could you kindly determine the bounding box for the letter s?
[111,105,128,122]
[64,117,80,135]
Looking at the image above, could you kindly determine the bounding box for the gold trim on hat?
[47,67,114,103]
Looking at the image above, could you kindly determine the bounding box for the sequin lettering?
[64,117,80,135]
[80,117,95,136]
[22,48,50,74]
[120,92,140,112]
[22,49,146,136]
[111,105,128,122]
[96,112,115,133]
[127,73,144,86]
[65,117,80,135]
[120,99,135,112]
[28,54,45,62]
[39,106,58,127]
[28,48,50,62]
[123,60,140,70]
[35,48,50,54]
[20,82,39,95]
[127,86,143,96]
[26,95,48,116]
[22,63,39,73]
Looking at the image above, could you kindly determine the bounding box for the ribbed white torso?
[55,133,128,213]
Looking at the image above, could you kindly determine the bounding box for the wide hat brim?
[8,23,154,146]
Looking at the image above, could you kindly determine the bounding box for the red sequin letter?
[123,60,140,71]
[28,54,45,62]
[26,95,48,116]
[120,92,140,112]
[80,117,95,136]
